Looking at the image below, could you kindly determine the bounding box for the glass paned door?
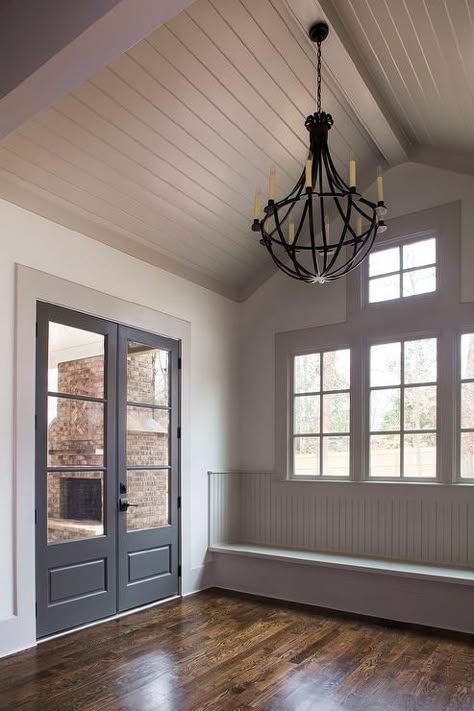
[118,329,179,612]
[36,304,118,638]
[36,306,180,637]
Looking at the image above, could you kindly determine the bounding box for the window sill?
[284,477,473,487]
[209,543,474,586]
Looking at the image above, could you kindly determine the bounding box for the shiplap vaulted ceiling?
[0,0,470,300]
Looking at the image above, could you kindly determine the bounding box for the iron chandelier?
[251,22,387,283]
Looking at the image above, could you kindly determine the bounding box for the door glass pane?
[47,397,104,467]
[370,388,400,431]
[404,433,436,478]
[322,349,350,390]
[127,406,169,466]
[294,437,319,476]
[126,470,170,530]
[294,395,320,434]
[48,471,104,543]
[404,338,437,384]
[127,342,169,406]
[323,393,350,433]
[322,436,350,477]
[370,434,400,477]
[48,323,104,398]
[294,353,320,393]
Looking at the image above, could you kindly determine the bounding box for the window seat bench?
[209,542,474,586]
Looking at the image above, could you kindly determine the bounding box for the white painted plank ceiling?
[0,0,384,299]
[324,0,474,155]
[2,0,469,299]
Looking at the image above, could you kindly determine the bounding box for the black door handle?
[119,495,138,512]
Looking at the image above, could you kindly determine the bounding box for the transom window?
[368,237,436,303]
[369,338,437,479]
[292,349,350,478]
[460,333,474,479]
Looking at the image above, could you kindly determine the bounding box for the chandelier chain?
[316,41,322,114]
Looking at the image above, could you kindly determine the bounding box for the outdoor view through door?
[36,303,180,638]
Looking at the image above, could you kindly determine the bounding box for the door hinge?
[178,357,182,370]
[35,509,37,525]
[35,321,38,338]
[178,565,182,577]
[177,426,181,439]
[35,601,38,618]
[35,414,37,431]
[177,495,181,509]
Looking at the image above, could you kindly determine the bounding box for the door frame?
[6,265,190,656]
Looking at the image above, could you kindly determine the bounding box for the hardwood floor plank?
[0,589,473,710]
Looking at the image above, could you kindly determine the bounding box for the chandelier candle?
[251,21,387,283]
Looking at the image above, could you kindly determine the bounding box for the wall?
[0,196,239,656]
[239,162,474,472]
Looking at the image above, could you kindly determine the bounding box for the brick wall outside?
[48,350,169,542]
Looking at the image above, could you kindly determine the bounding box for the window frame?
[457,329,474,482]
[361,229,440,310]
[366,334,439,482]
[290,345,352,480]
[275,202,472,485]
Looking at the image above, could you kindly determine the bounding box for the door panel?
[36,303,118,638]
[36,307,180,636]
[118,328,179,611]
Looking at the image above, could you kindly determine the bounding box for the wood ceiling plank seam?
[129,39,297,183]
[330,0,422,145]
[59,92,251,230]
[113,53,284,195]
[73,81,253,222]
[340,0,430,145]
[407,0,462,146]
[190,0,363,170]
[146,27,305,175]
[106,58,272,193]
[12,126,259,272]
[163,12,308,160]
[89,67,256,205]
[244,0,379,163]
[418,0,474,148]
[443,1,474,94]
[0,149,244,287]
[368,0,436,144]
[0,141,247,280]
[0,166,242,299]
[35,108,263,259]
[399,0,441,100]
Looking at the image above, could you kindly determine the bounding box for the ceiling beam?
[284,0,408,167]
[0,0,196,140]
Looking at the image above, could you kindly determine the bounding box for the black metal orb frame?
[251,21,387,284]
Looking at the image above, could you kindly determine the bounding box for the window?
[369,338,437,479]
[292,349,350,477]
[460,333,474,479]
[276,204,467,485]
[368,237,436,303]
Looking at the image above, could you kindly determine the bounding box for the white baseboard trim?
[213,550,474,635]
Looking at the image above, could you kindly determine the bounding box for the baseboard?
[213,550,474,635]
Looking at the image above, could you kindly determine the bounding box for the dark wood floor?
[1,589,473,710]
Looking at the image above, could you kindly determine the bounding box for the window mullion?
[440,328,456,483]
[400,341,405,478]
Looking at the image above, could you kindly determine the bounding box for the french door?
[35,303,180,638]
